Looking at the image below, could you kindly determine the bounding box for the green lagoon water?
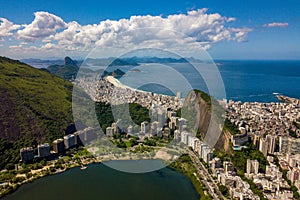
[4,160,199,200]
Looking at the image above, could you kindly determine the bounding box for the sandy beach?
[105,76,150,94]
[105,76,128,89]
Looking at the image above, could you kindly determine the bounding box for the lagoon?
[4,161,199,200]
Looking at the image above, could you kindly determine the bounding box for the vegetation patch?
[169,154,212,200]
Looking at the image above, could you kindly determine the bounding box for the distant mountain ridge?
[84,56,196,66]
[120,56,191,63]
[21,58,64,69]
[42,56,192,81]
[102,68,126,77]
[46,56,79,81]
[22,56,202,76]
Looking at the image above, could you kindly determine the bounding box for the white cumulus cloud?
[3,10,252,57]
[16,11,67,42]
[229,27,253,42]
[0,18,20,38]
[42,9,251,55]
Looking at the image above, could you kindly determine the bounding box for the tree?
[129,138,138,147]
[219,185,229,196]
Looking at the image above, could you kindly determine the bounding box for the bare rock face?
[183,90,232,152]
[47,56,79,81]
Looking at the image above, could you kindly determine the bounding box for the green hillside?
[0,56,73,169]
[0,56,74,141]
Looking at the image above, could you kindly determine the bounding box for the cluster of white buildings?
[227,96,300,198]
[277,151,300,194]
[227,98,300,138]
[227,96,300,140]
[208,157,260,199]
[20,127,94,162]
[20,143,51,162]
[179,133,214,163]
[245,157,293,199]
[106,119,169,139]
[95,78,183,110]
[252,134,277,157]
[173,120,257,199]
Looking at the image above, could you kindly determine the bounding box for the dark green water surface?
[4,160,199,200]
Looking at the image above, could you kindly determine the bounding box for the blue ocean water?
[109,60,300,102]
[217,60,300,102]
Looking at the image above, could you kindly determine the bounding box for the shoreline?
[1,155,203,199]
[1,143,177,199]
[105,75,178,99]
[4,157,204,200]
[106,75,294,103]
[105,76,151,94]
[0,157,99,198]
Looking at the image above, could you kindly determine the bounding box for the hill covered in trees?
[0,56,74,169]
[46,56,79,81]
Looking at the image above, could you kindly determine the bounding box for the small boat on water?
[81,165,87,170]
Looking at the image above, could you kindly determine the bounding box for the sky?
[0,0,299,60]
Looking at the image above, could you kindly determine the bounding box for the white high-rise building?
[266,135,276,154]
[64,134,76,149]
[181,132,190,145]
[151,121,160,135]
[188,136,199,150]
[111,121,120,134]
[176,91,182,99]
[174,130,181,142]
[127,125,133,135]
[259,138,268,157]
[178,118,187,132]
[37,143,50,158]
[279,136,289,154]
[202,147,213,163]
[199,143,207,158]
[246,159,259,175]
[106,127,114,136]
[141,121,150,134]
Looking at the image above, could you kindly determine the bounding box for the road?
[187,149,225,200]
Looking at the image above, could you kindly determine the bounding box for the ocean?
[105,60,300,102]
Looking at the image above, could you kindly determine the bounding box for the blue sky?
[0,0,299,59]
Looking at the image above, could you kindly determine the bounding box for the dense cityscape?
[3,75,299,199]
[1,73,300,199]
[1,0,299,199]
[79,77,300,199]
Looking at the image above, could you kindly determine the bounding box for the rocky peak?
[64,56,77,66]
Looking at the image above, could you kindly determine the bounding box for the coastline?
[105,76,151,94]
[5,78,299,198]
[0,155,100,198]
[1,76,181,198]
[105,75,177,99]
[1,155,208,199]
[4,159,203,200]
